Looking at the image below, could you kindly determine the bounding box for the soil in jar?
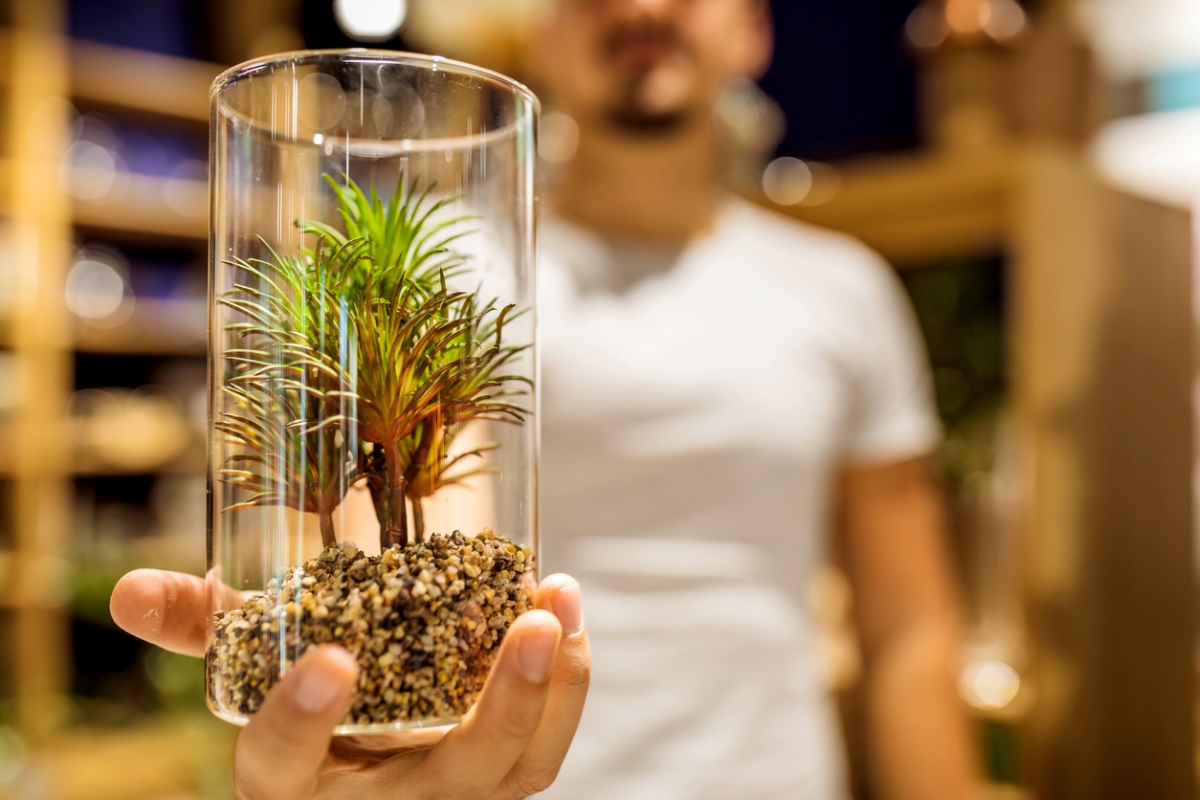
[210,529,535,727]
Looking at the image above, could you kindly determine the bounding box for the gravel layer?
[209,530,536,726]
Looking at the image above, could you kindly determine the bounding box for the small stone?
[212,531,535,728]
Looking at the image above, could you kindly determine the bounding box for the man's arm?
[837,456,980,800]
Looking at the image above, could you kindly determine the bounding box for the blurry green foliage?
[146,648,207,710]
[900,257,1006,488]
[980,719,1022,785]
[68,560,206,718]
[68,561,127,627]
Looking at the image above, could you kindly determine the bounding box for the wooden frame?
[778,142,1195,798]
[0,4,224,792]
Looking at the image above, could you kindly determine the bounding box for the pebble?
[210,529,535,727]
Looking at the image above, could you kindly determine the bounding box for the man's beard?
[604,104,693,135]
[602,65,698,136]
[600,22,697,137]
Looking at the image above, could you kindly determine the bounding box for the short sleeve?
[840,255,941,464]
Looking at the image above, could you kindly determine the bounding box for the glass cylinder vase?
[206,51,539,733]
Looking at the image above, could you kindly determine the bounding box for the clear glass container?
[206,51,539,733]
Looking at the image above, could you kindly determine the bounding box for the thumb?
[233,645,358,800]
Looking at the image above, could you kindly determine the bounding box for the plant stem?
[412,499,425,543]
[403,419,437,545]
[362,449,392,551]
[319,511,337,549]
[368,478,392,552]
[383,440,409,548]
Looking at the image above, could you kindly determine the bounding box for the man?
[109,1,973,797]
[530,0,979,798]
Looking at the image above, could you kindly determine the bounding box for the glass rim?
[210,48,541,113]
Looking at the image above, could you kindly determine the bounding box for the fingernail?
[551,583,584,637]
[518,626,559,683]
[293,648,357,715]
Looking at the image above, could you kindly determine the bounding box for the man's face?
[534,0,772,136]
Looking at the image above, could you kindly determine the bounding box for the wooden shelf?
[0,445,205,479]
[74,297,206,356]
[72,172,207,240]
[0,428,204,478]
[71,440,205,477]
[69,40,222,124]
[768,145,1019,268]
[0,6,222,749]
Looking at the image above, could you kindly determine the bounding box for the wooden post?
[7,0,72,742]
[1012,145,1194,799]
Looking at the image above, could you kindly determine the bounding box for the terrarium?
[206,51,539,732]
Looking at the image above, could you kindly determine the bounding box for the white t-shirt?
[537,197,939,800]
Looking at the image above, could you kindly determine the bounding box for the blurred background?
[0,0,1196,798]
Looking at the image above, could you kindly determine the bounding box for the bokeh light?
[0,726,26,785]
[334,0,407,41]
[57,110,133,202]
[59,140,119,200]
[66,248,130,321]
[539,111,581,164]
[908,0,1025,46]
[960,660,1022,710]
[981,0,1026,41]
[946,0,984,36]
[163,158,208,220]
[906,3,949,49]
[762,157,814,206]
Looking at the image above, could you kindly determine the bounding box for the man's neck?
[552,122,720,242]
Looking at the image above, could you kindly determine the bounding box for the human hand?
[110,569,589,800]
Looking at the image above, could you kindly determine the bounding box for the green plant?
[217,176,530,550]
